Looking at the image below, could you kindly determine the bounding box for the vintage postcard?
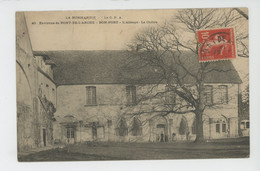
[16,8,249,161]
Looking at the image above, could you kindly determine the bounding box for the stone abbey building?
[16,13,57,151]
[37,51,241,144]
[17,13,242,152]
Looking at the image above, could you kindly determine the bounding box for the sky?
[25,8,248,52]
[25,9,177,51]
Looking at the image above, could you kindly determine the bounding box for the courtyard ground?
[18,137,249,161]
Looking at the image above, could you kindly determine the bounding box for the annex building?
[34,50,242,144]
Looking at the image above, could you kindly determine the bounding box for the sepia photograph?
[16,8,249,162]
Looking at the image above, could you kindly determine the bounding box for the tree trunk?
[194,81,205,143]
[194,109,204,143]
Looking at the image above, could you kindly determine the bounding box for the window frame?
[85,86,97,106]
[222,123,226,133]
[165,86,176,105]
[240,122,245,129]
[204,85,213,105]
[192,119,196,134]
[218,85,228,104]
[107,120,112,127]
[116,119,128,136]
[246,122,250,129]
[66,127,75,139]
[126,85,137,105]
[216,123,220,133]
[179,117,188,135]
[131,117,142,136]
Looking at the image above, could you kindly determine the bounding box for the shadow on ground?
[18,137,249,161]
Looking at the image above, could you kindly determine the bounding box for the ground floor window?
[92,123,97,139]
[179,117,188,135]
[116,119,128,136]
[216,123,220,133]
[107,120,112,127]
[240,121,250,129]
[246,122,249,128]
[192,119,196,134]
[66,127,75,138]
[131,117,142,136]
[222,123,226,133]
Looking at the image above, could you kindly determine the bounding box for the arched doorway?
[150,116,168,142]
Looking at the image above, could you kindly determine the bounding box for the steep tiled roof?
[33,50,242,86]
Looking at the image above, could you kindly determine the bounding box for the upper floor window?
[165,86,176,105]
[86,86,96,105]
[218,85,228,104]
[126,86,136,105]
[204,85,213,105]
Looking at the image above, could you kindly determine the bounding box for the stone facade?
[16,13,56,151]
[53,83,239,144]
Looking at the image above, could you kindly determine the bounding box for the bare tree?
[125,8,248,143]
[232,8,249,58]
[233,8,248,20]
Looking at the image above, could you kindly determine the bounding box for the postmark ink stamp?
[197,28,236,62]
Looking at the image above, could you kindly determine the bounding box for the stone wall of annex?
[54,83,239,144]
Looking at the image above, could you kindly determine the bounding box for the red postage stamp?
[197,28,236,62]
